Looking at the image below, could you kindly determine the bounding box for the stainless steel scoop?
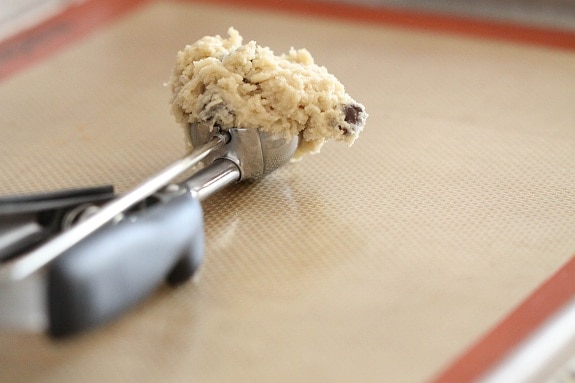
[0,125,298,336]
[183,124,298,200]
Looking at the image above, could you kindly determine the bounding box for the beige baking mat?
[1,1,575,382]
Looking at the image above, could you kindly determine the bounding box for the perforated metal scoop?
[0,125,298,336]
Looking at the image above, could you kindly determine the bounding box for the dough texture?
[168,28,367,159]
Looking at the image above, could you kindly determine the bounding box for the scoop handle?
[47,192,203,337]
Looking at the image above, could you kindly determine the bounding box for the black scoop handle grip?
[47,192,204,337]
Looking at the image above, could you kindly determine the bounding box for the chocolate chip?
[343,104,364,125]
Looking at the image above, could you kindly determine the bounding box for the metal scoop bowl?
[183,124,299,200]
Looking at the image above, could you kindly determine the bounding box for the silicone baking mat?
[1,1,574,382]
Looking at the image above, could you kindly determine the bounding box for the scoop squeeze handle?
[47,193,203,337]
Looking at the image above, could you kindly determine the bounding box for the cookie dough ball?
[168,28,367,159]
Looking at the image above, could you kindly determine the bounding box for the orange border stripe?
[0,0,148,81]
[190,0,575,51]
[2,0,575,81]
[430,254,575,382]
[1,1,575,381]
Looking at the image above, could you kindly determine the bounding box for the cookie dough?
[168,28,367,159]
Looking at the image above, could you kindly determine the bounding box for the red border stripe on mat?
[430,254,575,383]
[0,0,147,81]
[1,2,575,380]
[192,0,575,51]
[2,0,575,81]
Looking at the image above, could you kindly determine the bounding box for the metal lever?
[0,134,228,283]
[0,185,115,261]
